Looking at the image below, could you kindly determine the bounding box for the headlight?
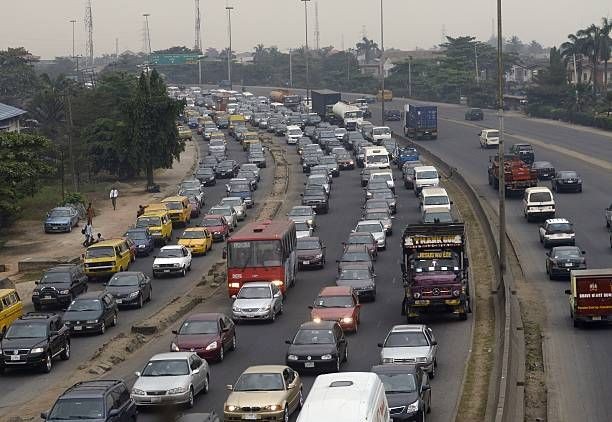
[407,399,419,413]
[260,305,271,311]
[312,317,322,323]
[171,343,179,352]
[382,357,394,363]
[321,354,333,360]
[271,280,283,287]
[87,320,98,324]
[153,264,160,268]
[173,263,181,267]
[416,357,429,363]
[452,290,461,297]
[59,289,70,295]
[413,292,421,299]
[128,291,140,298]
[32,291,40,296]
[214,231,221,235]
[264,405,282,411]
[225,405,239,412]
[205,341,218,351]
[229,282,240,288]
[167,386,188,394]
[138,244,146,248]
[287,354,298,361]
[342,317,353,324]
[30,347,45,354]
[315,253,323,259]
[132,388,146,396]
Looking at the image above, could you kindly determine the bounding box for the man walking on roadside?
[109,187,119,210]
[86,202,95,225]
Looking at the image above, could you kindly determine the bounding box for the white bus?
[364,146,391,169]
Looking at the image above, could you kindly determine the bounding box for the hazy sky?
[2,0,610,59]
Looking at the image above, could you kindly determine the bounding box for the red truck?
[565,269,612,327]
[270,89,301,110]
[487,154,537,195]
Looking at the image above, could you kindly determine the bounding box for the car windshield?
[530,192,552,202]
[288,129,302,136]
[295,223,310,231]
[417,171,438,179]
[40,272,71,284]
[290,208,311,216]
[349,235,373,245]
[201,218,222,227]
[136,216,161,227]
[222,199,242,207]
[366,201,388,209]
[165,201,183,210]
[181,230,207,239]
[141,359,190,377]
[315,295,354,308]
[533,162,552,169]
[303,189,323,197]
[49,209,71,218]
[125,231,148,240]
[237,286,272,299]
[424,195,449,206]
[423,212,453,223]
[367,155,388,163]
[341,252,369,261]
[378,373,417,394]
[85,246,115,259]
[108,274,140,287]
[234,373,285,392]
[49,398,105,420]
[372,174,392,182]
[297,240,319,250]
[414,257,459,272]
[179,320,218,335]
[372,192,393,200]
[158,249,184,258]
[228,240,281,267]
[182,188,202,197]
[366,213,389,220]
[67,299,102,312]
[487,130,500,137]
[210,208,231,216]
[385,331,429,347]
[548,223,573,233]
[552,248,580,259]
[230,184,250,193]
[560,171,578,178]
[357,223,382,233]
[5,322,47,339]
[339,269,371,280]
[369,183,390,190]
[373,128,391,135]
[181,181,200,189]
[293,328,335,344]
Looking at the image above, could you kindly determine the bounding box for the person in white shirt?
[109,187,119,210]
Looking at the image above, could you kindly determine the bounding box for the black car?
[199,156,219,170]
[532,161,556,180]
[371,190,397,214]
[319,156,340,177]
[63,291,118,335]
[337,245,375,273]
[32,264,88,310]
[296,236,326,270]
[509,143,535,165]
[236,170,258,191]
[104,271,152,308]
[384,109,402,121]
[195,167,217,186]
[124,227,155,256]
[366,182,392,199]
[545,246,586,280]
[371,364,431,421]
[552,171,583,192]
[301,187,329,214]
[285,321,347,373]
[335,152,355,170]
[336,266,376,301]
[0,313,70,374]
[248,152,267,168]
[42,380,137,422]
[464,108,484,121]
[215,160,239,179]
[302,155,320,173]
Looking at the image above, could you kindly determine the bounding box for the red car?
[171,312,236,361]
[345,232,378,260]
[201,214,230,242]
[309,286,361,332]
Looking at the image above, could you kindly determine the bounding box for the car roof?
[111,271,144,277]
[371,364,420,375]
[526,187,552,193]
[357,220,383,226]
[390,324,427,333]
[414,165,437,172]
[163,196,188,202]
[299,320,338,330]
[62,380,125,399]
[160,245,184,250]
[46,265,77,273]
[75,291,106,300]
[184,313,224,322]
[319,286,353,296]
[298,236,320,242]
[546,218,570,224]
[150,352,192,360]
[421,187,448,196]
[242,365,288,374]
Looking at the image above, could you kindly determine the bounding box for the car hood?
[336,278,374,288]
[179,239,206,248]
[289,216,310,224]
[288,343,337,356]
[297,249,321,257]
[154,257,183,265]
[226,391,288,408]
[105,286,139,296]
[233,298,272,309]
[387,391,418,408]
[175,334,218,349]
[133,375,191,392]
[45,217,71,224]
[311,308,355,320]
[204,225,225,232]
[382,346,431,360]
[63,310,103,322]
[1,337,46,349]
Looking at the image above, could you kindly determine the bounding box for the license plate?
[44,296,52,300]
[415,300,429,305]
[116,299,123,304]
[592,316,602,321]
[150,397,161,403]
[305,362,315,368]
[565,263,573,267]
[302,260,310,265]
[73,326,82,331]
[164,269,170,273]
[10,355,21,361]
[243,415,257,420]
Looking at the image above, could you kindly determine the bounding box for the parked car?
[309,286,360,332]
[104,271,152,308]
[153,245,193,278]
[231,282,283,322]
[378,325,438,378]
[63,291,118,335]
[285,321,348,373]
[132,352,210,408]
[171,313,236,361]
[32,264,88,310]
[124,227,155,256]
[44,206,80,233]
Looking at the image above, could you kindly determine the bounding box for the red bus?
[226,220,297,297]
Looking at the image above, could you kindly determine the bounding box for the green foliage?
[0,47,39,107]
[61,192,85,206]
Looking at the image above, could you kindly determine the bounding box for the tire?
[181,267,186,277]
[230,334,237,351]
[186,387,194,409]
[60,342,71,360]
[33,303,41,311]
[335,357,341,372]
[111,313,118,327]
[218,344,225,362]
[42,354,52,373]
[278,301,284,315]
[137,294,143,309]
[270,309,276,322]
[344,345,349,363]
[429,361,436,379]
[202,375,209,394]
[298,388,304,409]
[100,321,106,335]
[283,406,289,422]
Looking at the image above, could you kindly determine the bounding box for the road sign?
[150,54,201,65]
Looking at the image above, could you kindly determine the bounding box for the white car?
[369,171,395,192]
[131,352,209,408]
[479,129,500,148]
[538,218,575,248]
[286,125,303,144]
[231,282,284,322]
[153,245,192,278]
[219,197,247,221]
[354,220,387,250]
[379,324,438,378]
[295,221,314,238]
[209,205,238,229]
[523,187,555,222]
[419,187,451,213]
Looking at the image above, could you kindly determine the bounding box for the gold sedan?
[224,365,303,422]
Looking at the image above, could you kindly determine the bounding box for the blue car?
[188,119,199,129]
[124,227,155,256]
[395,147,420,168]
[44,207,80,233]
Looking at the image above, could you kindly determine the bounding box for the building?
[358,49,444,78]
[506,61,548,84]
[567,56,612,90]
[0,103,27,133]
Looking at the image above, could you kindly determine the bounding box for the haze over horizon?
[2,0,610,59]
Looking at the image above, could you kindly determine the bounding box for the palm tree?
[252,44,265,63]
[28,73,68,141]
[600,18,611,92]
[576,24,603,93]
[561,34,586,84]
[355,37,379,64]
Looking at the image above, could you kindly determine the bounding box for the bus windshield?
[228,240,282,268]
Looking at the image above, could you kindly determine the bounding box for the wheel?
[60,342,70,360]
[230,334,237,351]
[344,344,349,362]
[270,309,276,322]
[148,288,152,302]
[111,313,118,327]
[181,267,187,277]
[335,356,341,372]
[298,388,304,409]
[218,344,225,362]
[429,362,436,379]
[100,321,106,334]
[202,375,209,394]
[283,406,289,422]
[33,303,41,311]
[187,262,192,271]
[278,301,284,315]
[42,354,52,373]
[186,387,194,408]
[137,294,143,309]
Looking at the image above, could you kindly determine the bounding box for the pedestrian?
[82,223,94,247]
[86,202,95,225]
[96,233,105,243]
[137,204,147,218]
[109,186,119,210]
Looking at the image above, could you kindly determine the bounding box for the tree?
[355,37,380,63]
[527,40,545,56]
[28,74,69,141]
[577,24,603,93]
[0,47,39,107]
[560,34,586,83]
[506,36,524,54]
[600,18,611,92]
[0,132,54,227]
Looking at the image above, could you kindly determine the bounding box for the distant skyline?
[2,0,610,59]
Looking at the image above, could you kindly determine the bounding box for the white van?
[364,147,391,169]
[523,187,555,221]
[369,170,395,192]
[286,125,303,145]
[297,372,391,422]
[413,166,440,195]
[420,187,452,213]
[370,126,392,145]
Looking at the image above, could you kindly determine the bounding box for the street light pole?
[301,0,311,105]
[143,13,152,64]
[289,49,293,88]
[226,5,234,89]
[496,0,506,278]
[380,0,385,124]
[69,20,76,60]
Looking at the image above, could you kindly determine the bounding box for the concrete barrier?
[17,256,81,272]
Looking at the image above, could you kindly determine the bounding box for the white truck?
[332,101,363,131]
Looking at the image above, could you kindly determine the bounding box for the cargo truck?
[565,269,612,327]
[487,154,538,195]
[311,89,341,121]
[403,104,438,139]
[269,89,301,110]
[332,101,363,131]
[401,223,470,321]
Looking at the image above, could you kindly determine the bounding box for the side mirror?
[35,281,40,285]
[49,331,59,337]
[431,340,438,346]
[231,294,237,300]
[134,371,141,377]
[582,250,586,255]
[564,289,572,295]
[108,409,120,417]
[226,384,234,391]
[40,412,48,420]
[300,193,304,197]
[285,340,292,345]
[422,384,431,391]
[192,368,200,375]
[172,330,178,335]
[377,343,383,348]
[222,248,227,259]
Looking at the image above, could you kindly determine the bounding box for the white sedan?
[153,245,192,278]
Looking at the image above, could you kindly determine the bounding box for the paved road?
[362,97,612,422]
[0,132,275,416]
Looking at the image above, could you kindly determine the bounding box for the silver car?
[363,209,394,235]
[232,282,283,322]
[378,325,438,377]
[131,352,210,408]
[208,206,238,230]
[219,197,247,221]
[287,206,317,227]
[354,220,387,250]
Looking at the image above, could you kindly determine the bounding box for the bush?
[60,192,86,207]
[550,108,567,121]
[594,116,612,130]
[572,112,595,127]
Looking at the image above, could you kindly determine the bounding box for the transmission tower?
[314,2,320,50]
[84,0,94,67]
[194,0,202,52]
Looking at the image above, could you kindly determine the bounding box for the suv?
[510,143,535,165]
[539,218,576,248]
[479,129,499,148]
[0,313,70,373]
[32,264,88,310]
[378,324,438,378]
[42,380,137,421]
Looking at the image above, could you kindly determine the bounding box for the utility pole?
[84,0,94,68]
[289,49,293,87]
[314,1,320,51]
[408,55,413,97]
[301,0,311,105]
[226,5,234,89]
[115,38,119,62]
[496,0,506,277]
[573,53,579,110]
[194,0,202,52]
[143,13,152,62]
[70,20,76,60]
[64,89,78,192]
[475,44,480,83]
[380,0,386,124]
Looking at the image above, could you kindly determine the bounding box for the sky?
[2,0,610,59]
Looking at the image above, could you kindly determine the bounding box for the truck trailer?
[403,104,438,140]
[565,269,612,327]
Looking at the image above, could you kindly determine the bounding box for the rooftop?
[0,103,27,121]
